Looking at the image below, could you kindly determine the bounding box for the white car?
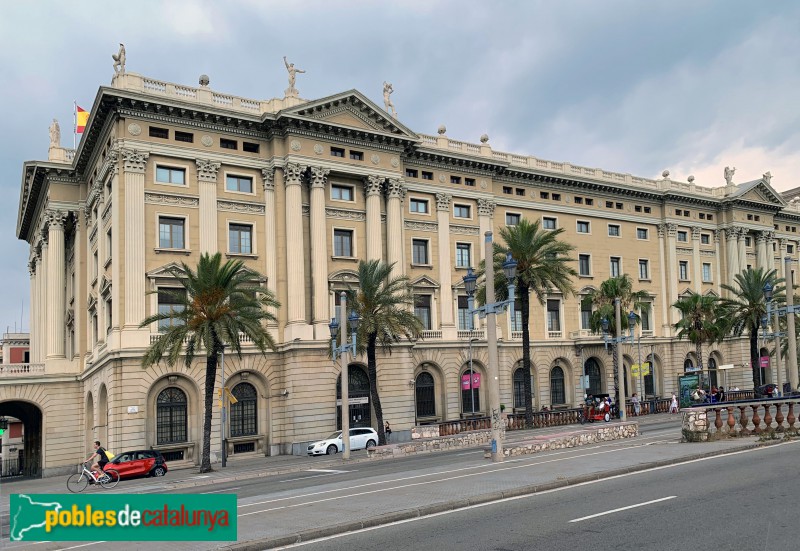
[307,428,379,456]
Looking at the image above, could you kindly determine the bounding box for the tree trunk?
[200,347,219,473]
[750,329,760,389]
[367,332,386,445]
[612,342,619,403]
[696,340,704,390]
[520,282,533,427]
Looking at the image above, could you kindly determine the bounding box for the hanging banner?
[461,373,481,389]
[631,362,651,377]
[760,356,770,368]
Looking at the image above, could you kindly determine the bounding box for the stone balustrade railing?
[148,332,256,345]
[682,397,800,441]
[0,363,45,376]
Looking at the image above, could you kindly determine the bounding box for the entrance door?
[337,365,371,429]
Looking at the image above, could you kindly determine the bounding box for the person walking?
[670,393,679,414]
[631,393,641,416]
[384,421,392,443]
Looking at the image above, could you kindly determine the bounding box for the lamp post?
[766,259,800,391]
[601,300,635,421]
[763,281,785,395]
[462,233,517,462]
[463,268,480,417]
[329,292,360,461]
[220,343,226,468]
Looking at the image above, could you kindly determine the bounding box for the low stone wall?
[681,398,800,441]
[500,423,638,458]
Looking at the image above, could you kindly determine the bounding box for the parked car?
[307,428,379,456]
[105,450,169,479]
[755,384,778,399]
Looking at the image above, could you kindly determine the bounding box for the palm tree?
[140,252,280,472]
[478,219,576,426]
[719,267,781,389]
[672,292,729,387]
[582,275,650,404]
[347,260,424,445]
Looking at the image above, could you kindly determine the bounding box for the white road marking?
[305,469,350,473]
[569,496,676,522]
[202,486,241,494]
[53,542,105,550]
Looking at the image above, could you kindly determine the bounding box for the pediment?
[703,289,719,298]
[329,269,360,285]
[411,275,440,289]
[733,179,786,207]
[147,262,184,279]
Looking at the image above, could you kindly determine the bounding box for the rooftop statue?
[383,82,397,118]
[724,166,735,185]
[49,119,60,148]
[763,171,772,185]
[283,56,305,97]
[112,43,126,74]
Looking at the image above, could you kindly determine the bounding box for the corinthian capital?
[477,198,496,217]
[45,209,69,230]
[364,175,384,196]
[121,148,149,173]
[284,162,306,186]
[725,227,738,240]
[196,159,221,182]
[261,168,275,192]
[436,192,452,211]
[309,166,330,189]
[691,226,702,241]
[386,178,406,199]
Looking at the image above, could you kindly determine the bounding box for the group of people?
[583,394,614,418]
[691,386,727,404]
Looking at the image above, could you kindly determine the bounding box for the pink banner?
[760,356,770,368]
[461,373,481,389]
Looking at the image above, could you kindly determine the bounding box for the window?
[745,237,752,247]
[575,197,584,205]
[679,261,689,280]
[105,299,112,334]
[456,243,471,268]
[586,198,594,206]
[675,209,682,216]
[349,150,364,161]
[242,141,259,153]
[610,257,621,277]
[230,383,257,437]
[581,299,592,330]
[579,254,591,276]
[637,228,648,240]
[461,369,480,414]
[503,186,512,195]
[510,299,522,331]
[159,217,185,249]
[684,210,690,217]
[707,214,712,221]
[330,147,345,157]
[453,204,471,218]
[226,175,253,193]
[465,178,475,187]
[635,205,641,212]
[608,224,621,237]
[412,239,429,264]
[702,263,712,282]
[156,166,186,185]
[450,176,461,184]
[699,213,705,220]
[333,229,353,257]
[414,295,432,330]
[641,304,652,332]
[229,223,252,254]
[416,372,436,418]
[92,312,98,345]
[106,229,112,262]
[457,296,471,330]
[506,213,521,226]
[331,184,354,201]
[585,359,602,396]
[406,168,418,178]
[606,201,613,208]
[410,198,429,213]
[701,234,710,245]
[516,188,525,196]
[149,126,168,139]
[421,171,433,180]
[175,131,194,143]
[677,231,687,242]
[540,192,549,200]
[543,217,557,230]
[547,300,561,333]
[93,251,99,279]
[577,221,590,234]
[552,193,561,201]
[643,206,651,213]
[550,366,565,405]
[513,367,528,410]
[637,259,649,280]
[220,138,237,150]
[157,388,187,444]
[157,289,186,331]
[789,245,795,254]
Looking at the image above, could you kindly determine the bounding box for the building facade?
[11,69,800,475]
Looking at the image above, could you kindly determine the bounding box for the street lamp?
[764,268,800,394]
[462,234,517,462]
[329,293,359,460]
[219,343,227,468]
[463,268,479,417]
[601,300,635,421]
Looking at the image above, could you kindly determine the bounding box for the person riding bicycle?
[84,440,109,481]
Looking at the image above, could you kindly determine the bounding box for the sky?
[0,0,799,336]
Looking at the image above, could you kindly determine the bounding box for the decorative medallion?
[370,154,380,165]
[314,144,323,155]
[438,174,446,183]
[390,157,400,168]
[290,140,302,151]
[201,135,213,147]
[127,123,141,136]
[480,179,488,189]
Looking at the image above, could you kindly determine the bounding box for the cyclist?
[84,440,109,481]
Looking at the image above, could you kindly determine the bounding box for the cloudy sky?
[0,1,798,335]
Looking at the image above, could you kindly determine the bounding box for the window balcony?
[457,330,485,340]
[420,330,442,340]
[0,363,45,377]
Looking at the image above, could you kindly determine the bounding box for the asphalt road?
[292,440,798,551]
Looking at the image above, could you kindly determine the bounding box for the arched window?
[415,372,435,418]
[550,366,565,405]
[584,359,602,396]
[461,369,480,415]
[513,367,528,409]
[230,382,257,437]
[645,355,655,396]
[684,358,694,372]
[157,387,187,444]
[707,357,718,389]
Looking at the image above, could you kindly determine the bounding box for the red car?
[105,450,168,479]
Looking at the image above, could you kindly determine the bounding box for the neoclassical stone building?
[10,67,799,475]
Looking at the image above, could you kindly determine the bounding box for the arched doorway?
[584,358,603,396]
[757,347,769,387]
[707,357,718,389]
[0,401,44,478]
[98,385,108,447]
[337,365,371,429]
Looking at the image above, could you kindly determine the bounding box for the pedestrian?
[631,393,641,416]
[718,386,726,402]
[384,421,392,442]
[670,393,679,414]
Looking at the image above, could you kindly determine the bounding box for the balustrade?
[682,398,800,439]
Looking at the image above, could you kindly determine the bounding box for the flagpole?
[73,101,76,149]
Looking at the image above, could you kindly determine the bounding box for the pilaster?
[436,193,455,338]
[121,149,149,346]
[385,178,406,276]
[665,223,679,327]
[477,198,495,263]
[691,226,702,292]
[45,209,68,359]
[283,162,313,340]
[197,159,221,254]
[310,166,331,339]
[364,175,384,261]
[713,230,722,295]
[262,168,278,327]
[737,228,748,274]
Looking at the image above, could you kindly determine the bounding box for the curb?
[222,439,778,550]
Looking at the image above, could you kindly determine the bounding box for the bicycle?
[67,462,120,493]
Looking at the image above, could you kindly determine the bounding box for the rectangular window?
[745,237,752,247]
[503,186,513,195]
[575,197,584,205]
[331,184,354,201]
[639,259,649,280]
[701,234,710,245]
[579,254,591,276]
[106,229,112,262]
[333,229,353,257]
[175,131,194,143]
[220,138,237,150]
[610,257,621,277]
[465,178,476,187]
[157,289,186,332]
[421,171,433,180]
[641,304,652,331]
[243,141,260,153]
[412,239,429,265]
[450,176,461,184]
[581,299,592,330]
[349,150,364,161]
[699,213,706,220]
[330,147,345,157]
[637,228,648,240]
[506,213,521,226]
[457,296,471,330]
[516,188,525,196]
[540,192,550,199]
[702,263,712,282]
[149,126,168,139]
[226,175,253,193]
[453,204,471,218]
[92,313,98,345]
[577,221,590,234]
[679,261,689,280]
[677,231,687,242]
[229,224,252,254]
[608,224,621,237]
[707,214,712,220]
[543,217,557,230]
[93,251,98,279]
[606,201,613,208]
[456,243,472,268]
[414,295,432,330]
[643,206,651,213]
[789,245,795,254]
[547,300,561,332]
[684,210,691,217]
[156,166,186,185]
[159,217,185,249]
[616,203,623,210]
[105,299,112,334]
[635,205,642,212]
[676,209,682,216]
[405,168,418,178]
[586,198,594,206]
[510,299,522,331]
[552,193,561,201]
[410,199,429,213]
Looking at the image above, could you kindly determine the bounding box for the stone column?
[738,228,748,274]
[309,166,331,339]
[261,168,278,326]
[657,225,669,334]
[283,162,311,340]
[779,239,788,277]
[95,196,106,343]
[757,231,770,271]
[714,230,722,295]
[477,199,496,263]
[46,209,68,359]
[39,238,48,361]
[385,178,406,276]
[725,227,739,285]
[28,259,36,362]
[364,175,384,261]
[122,149,149,329]
[691,227,702,292]
[436,193,455,338]
[197,159,221,254]
[665,224,680,326]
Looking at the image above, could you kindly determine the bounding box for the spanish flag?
[76,105,89,134]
